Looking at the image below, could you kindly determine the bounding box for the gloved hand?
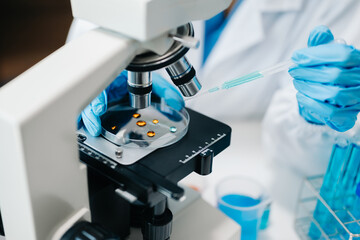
[289,25,360,132]
[80,71,184,136]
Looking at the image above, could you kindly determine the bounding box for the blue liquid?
[260,204,271,230]
[342,145,360,208]
[351,197,360,220]
[309,144,349,238]
[218,194,261,240]
[221,71,264,90]
[208,87,220,93]
[222,194,261,207]
[309,143,359,239]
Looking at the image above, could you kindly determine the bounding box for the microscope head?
[71,0,232,108]
[126,23,201,108]
[71,0,232,41]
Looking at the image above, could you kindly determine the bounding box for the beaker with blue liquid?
[216,177,271,240]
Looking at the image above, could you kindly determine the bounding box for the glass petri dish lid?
[101,100,189,149]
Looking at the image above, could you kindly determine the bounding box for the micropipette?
[187,59,293,100]
[188,39,347,101]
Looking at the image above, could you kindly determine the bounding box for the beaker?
[216,176,271,240]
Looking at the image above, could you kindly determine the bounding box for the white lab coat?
[185,0,360,211]
[69,0,360,211]
[186,0,360,121]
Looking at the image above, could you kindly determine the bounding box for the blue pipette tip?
[208,87,220,93]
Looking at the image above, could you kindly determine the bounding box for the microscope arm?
[0,28,138,240]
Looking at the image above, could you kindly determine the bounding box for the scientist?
[69,0,360,211]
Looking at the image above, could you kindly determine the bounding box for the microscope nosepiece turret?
[126,23,200,109]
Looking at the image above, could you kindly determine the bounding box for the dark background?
[0,0,73,87]
[0,1,72,235]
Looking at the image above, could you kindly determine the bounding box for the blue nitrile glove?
[80,71,184,136]
[289,25,360,132]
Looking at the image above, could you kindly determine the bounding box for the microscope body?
[0,0,234,239]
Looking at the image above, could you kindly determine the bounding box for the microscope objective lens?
[133,113,141,118]
[152,119,159,124]
[136,121,147,127]
[170,126,177,133]
[147,131,155,137]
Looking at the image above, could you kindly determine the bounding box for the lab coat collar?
[258,0,304,12]
[202,0,264,75]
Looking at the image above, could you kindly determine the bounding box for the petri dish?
[101,100,189,149]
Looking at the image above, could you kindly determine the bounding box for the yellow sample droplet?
[147,131,156,137]
[111,126,117,130]
[133,113,141,118]
[136,120,147,127]
[152,119,159,124]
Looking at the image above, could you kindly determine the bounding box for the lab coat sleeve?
[261,81,360,177]
[261,80,360,212]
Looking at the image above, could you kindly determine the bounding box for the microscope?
[0,0,240,239]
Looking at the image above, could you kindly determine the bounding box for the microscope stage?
[78,108,231,205]
[77,102,190,165]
